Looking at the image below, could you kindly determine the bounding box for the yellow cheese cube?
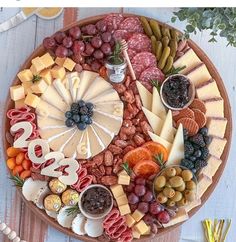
[125,214,136,228]
[24,93,40,108]
[10,85,25,101]
[143,225,151,235]
[116,194,128,206]
[132,228,141,239]
[22,81,32,95]
[17,69,33,82]
[118,173,130,185]
[40,53,54,68]
[119,170,128,176]
[55,57,66,66]
[31,56,45,73]
[51,65,66,80]
[31,79,48,94]
[15,98,25,109]
[40,69,53,85]
[132,209,144,222]
[110,184,124,199]
[63,58,76,71]
[134,220,149,235]
[118,204,131,216]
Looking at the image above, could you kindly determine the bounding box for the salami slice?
[139,67,165,92]
[127,48,137,60]
[119,17,144,33]
[127,33,151,52]
[131,63,143,79]
[103,208,120,227]
[113,29,132,41]
[103,13,124,31]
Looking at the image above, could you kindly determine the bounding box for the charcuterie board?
[3,13,232,242]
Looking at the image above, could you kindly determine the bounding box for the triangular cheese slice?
[67,72,80,101]
[53,79,72,105]
[88,89,120,104]
[76,129,91,159]
[136,81,152,111]
[142,107,163,135]
[94,101,124,117]
[160,110,175,143]
[148,131,172,152]
[152,86,166,120]
[166,124,184,166]
[37,116,66,129]
[163,208,189,228]
[39,127,72,140]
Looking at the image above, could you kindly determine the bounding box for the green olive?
[184,190,196,202]
[171,191,183,202]
[154,175,166,189]
[163,187,175,198]
[165,181,172,188]
[169,176,184,188]
[175,182,186,192]
[156,192,168,204]
[186,180,197,190]
[175,167,182,176]
[181,170,193,182]
[177,197,189,207]
[167,199,176,207]
[165,167,176,177]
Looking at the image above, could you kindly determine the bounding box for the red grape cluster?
[125,177,171,233]
[43,20,115,73]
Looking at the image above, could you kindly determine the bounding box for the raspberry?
[189,133,205,147]
[201,146,209,160]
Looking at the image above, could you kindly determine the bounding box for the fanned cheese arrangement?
[4,13,230,242]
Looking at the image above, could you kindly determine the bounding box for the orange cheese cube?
[134,220,149,235]
[40,53,54,68]
[17,69,33,82]
[63,58,76,71]
[55,57,66,66]
[40,69,53,85]
[118,204,131,216]
[110,184,124,199]
[24,93,40,108]
[125,214,136,228]
[51,65,66,80]
[10,85,25,101]
[22,81,32,95]
[31,79,48,94]
[15,98,25,109]
[31,56,45,73]
[132,209,144,222]
[116,194,128,206]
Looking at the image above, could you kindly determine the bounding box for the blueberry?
[194,150,202,158]
[80,106,88,115]
[204,136,212,145]
[73,114,80,123]
[65,111,72,118]
[86,117,93,125]
[199,127,208,136]
[189,156,196,162]
[88,110,94,117]
[65,118,74,127]
[77,122,87,130]
[81,115,89,123]
[78,100,86,107]
[86,102,94,110]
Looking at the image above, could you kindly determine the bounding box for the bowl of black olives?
[160,74,195,111]
[153,165,198,208]
[78,184,113,219]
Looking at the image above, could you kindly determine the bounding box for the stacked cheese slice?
[36,70,123,159]
[136,81,184,166]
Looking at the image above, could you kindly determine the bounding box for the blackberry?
[78,100,86,107]
[88,110,94,117]
[204,135,212,145]
[189,134,205,147]
[80,106,89,115]
[71,103,79,114]
[183,128,189,140]
[189,156,196,162]
[192,143,200,151]
[194,159,208,170]
[180,159,194,170]
[184,141,194,156]
[201,146,209,160]
[199,127,208,136]
[86,102,94,110]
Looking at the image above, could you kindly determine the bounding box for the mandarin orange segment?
[133,160,160,178]
[123,147,152,168]
[142,141,168,163]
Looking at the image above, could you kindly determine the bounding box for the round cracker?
[177,117,199,136]
[189,99,206,114]
[173,108,195,123]
[192,109,207,128]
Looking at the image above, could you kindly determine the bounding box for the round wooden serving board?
[2,14,232,242]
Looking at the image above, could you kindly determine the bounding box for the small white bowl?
[160,74,195,111]
[78,184,113,220]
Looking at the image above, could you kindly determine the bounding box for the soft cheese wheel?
[88,89,120,104]
[53,79,72,105]
[76,129,91,159]
[84,218,104,237]
[57,206,76,228]
[72,214,87,235]
[39,127,72,140]
[37,116,66,129]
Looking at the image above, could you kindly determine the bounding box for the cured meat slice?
[113,29,132,41]
[127,33,151,53]
[103,208,120,227]
[127,49,137,60]
[119,228,133,242]
[103,13,124,31]
[119,17,144,33]
[131,63,143,79]
[139,66,165,92]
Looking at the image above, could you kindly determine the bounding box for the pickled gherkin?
[161,26,171,39]
[158,46,170,70]
[151,35,157,54]
[163,56,174,74]
[149,19,162,40]
[169,39,178,58]
[155,41,163,61]
[162,36,170,48]
[140,16,153,37]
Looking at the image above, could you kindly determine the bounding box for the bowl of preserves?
[78,184,113,220]
[160,74,195,110]
[153,165,198,208]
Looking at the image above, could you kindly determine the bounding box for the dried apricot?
[7,147,21,158]
[6,158,16,170]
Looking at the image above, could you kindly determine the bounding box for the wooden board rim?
[2,13,232,242]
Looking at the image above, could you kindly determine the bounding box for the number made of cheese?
[58,158,80,185]
[28,139,50,164]
[10,121,33,148]
[41,151,64,177]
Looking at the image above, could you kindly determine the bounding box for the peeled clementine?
[133,160,160,178]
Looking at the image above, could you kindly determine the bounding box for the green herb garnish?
[166,65,186,77]
[10,174,24,187]
[154,154,166,170]
[108,42,124,65]
[65,205,80,216]
[151,79,161,92]
[121,162,132,175]
[32,74,42,83]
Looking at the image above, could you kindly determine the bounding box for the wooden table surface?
[0,7,235,242]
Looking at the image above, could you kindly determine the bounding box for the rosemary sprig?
[151,79,161,92]
[108,42,124,65]
[166,65,186,77]
[121,162,132,176]
[65,205,80,216]
[31,74,42,83]
[10,174,24,187]
[154,153,166,170]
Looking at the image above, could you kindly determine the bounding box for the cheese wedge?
[148,131,172,152]
[208,136,227,159]
[206,117,227,138]
[199,156,222,178]
[76,129,91,159]
[142,107,163,135]
[136,81,152,111]
[39,127,72,140]
[166,124,184,166]
[94,101,124,117]
[197,174,212,198]
[186,63,212,86]
[88,89,120,104]
[203,97,224,118]
[173,48,202,74]
[67,72,80,101]
[53,79,72,105]
[160,110,175,143]
[37,116,66,129]
[184,199,201,213]
[152,86,166,119]
[196,79,221,100]
[163,208,189,228]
